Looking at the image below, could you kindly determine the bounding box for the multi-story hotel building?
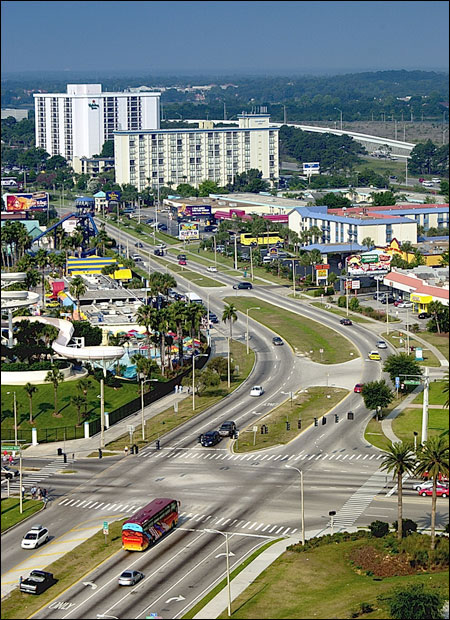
[114,114,279,191]
[34,84,160,161]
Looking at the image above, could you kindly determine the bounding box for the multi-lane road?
[2,210,447,619]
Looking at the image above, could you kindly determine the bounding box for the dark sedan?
[340,318,352,325]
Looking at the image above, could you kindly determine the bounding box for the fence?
[1,348,211,444]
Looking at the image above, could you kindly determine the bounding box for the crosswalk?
[332,471,387,528]
[55,497,298,538]
[137,447,385,464]
[5,456,75,491]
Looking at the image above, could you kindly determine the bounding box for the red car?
[418,485,448,498]
[354,384,364,393]
[178,259,187,265]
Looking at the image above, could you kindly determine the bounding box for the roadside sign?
[404,379,421,385]
[351,280,360,289]
[395,377,400,387]
[1,445,21,452]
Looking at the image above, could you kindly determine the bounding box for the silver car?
[118,570,144,586]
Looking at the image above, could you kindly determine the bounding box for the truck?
[19,570,56,595]
[186,292,203,304]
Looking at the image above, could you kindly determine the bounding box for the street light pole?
[140,377,158,440]
[7,391,18,446]
[192,354,208,411]
[334,107,343,131]
[285,465,305,545]
[205,529,232,616]
[246,307,260,354]
[250,245,254,281]
[292,259,296,297]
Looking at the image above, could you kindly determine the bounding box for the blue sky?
[1,1,449,75]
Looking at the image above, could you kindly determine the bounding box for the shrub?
[392,518,418,538]
[382,583,446,620]
[349,297,360,311]
[369,520,389,538]
[337,295,347,308]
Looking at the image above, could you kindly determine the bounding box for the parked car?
[250,385,264,397]
[219,421,237,437]
[418,312,431,319]
[207,266,218,272]
[272,336,284,346]
[233,282,252,290]
[431,178,441,183]
[353,384,364,393]
[21,525,49,550]
[395,301,413,308]
[368,351,381,360]
[201,430,222,447]
[118,570,144,586]
[340,318,352,325]
[418,485,449,498]
[376,340,387,349]
[204,225,218,233]
[19,570,56,595]
[380,296,395,304]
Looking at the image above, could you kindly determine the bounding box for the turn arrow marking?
[83,581,98,589]
[165,595,185,603]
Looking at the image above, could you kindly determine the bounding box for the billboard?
[179,222,199,240]
[346,250,392,276]
[106,190,121,202]
[303,162,320,175]
[5,192,49,211]
[177,204,212,218]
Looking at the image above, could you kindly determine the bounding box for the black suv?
[201,431,222,447]
[219,421,237,437]
[177,254,186,260]
[418,312,431,319]
[233,282,252,290]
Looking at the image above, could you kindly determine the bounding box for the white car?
[21,525,49,550]
[414,480,449,492]
[250,385,264,397]
[207,266,218,272]
[431,178,441,183]
[376,340,388,349]
[396,301,413,308]
[422,181,434,187]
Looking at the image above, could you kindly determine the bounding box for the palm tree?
[185,302,207,341]
[77,377,92,420]
[69,275,87,318]
[309,249,323,278]
[414,436,449,549]
[379,441,416,540]
[168,300,189,366]
[136,304,156,354]
[45,366,64,416]
[362,237,375,250]
[222,303,238,339]
[24,382,37,424]
[72,394,87,425]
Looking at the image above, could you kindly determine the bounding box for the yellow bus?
[240,232,284,246]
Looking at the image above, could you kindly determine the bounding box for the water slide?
[1,273,40,309]
[12,315,125,362]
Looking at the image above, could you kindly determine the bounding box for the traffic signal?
[130,445,135,455]
[98,448,102,459]
[297,419,302,429]
[322,416,327,425]
[335,414,339,423]
[63,453,67,463]
[314,418,318,427]
[286,422,291,431]
[156,439,161,450]
[134,444,139,454]
[261,426,265,434]
[57,448,63,456]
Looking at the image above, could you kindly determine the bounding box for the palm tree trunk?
[397,472,403,540]
[54,386,58,414]
[29,397,33,424]
[160,334,166,376]
[431,477,437,549]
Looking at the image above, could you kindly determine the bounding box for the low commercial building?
[384,268,449,310]
[114,113,279,191]
[72,156,115,176]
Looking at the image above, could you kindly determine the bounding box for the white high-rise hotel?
[34,84,279,188]
[34,84,160,161]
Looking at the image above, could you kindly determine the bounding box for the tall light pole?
[292,259,296,297]
[334,107,343,131]
[249,245,254,281]
[234,235,238,271]
[140,376,158,440]
[246,307,260,354]
[204,529,232,616]
[192,353,208,411]
[285,465,305,545]
[7,391,18,446]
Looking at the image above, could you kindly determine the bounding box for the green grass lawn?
[412,380,448,405]
[140,254,225,286]
[224,296,359,364]
[235,387,348,452]
[364,417,391,451]
[1,377,139,435]
[216,537,449,619]
[392,408,449,445]
[1,498,43,532]
[413,332,449,360]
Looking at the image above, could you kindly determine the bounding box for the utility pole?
[283,105,287,124]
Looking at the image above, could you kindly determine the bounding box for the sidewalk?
[381,385,423,443]
[193,526,356,619]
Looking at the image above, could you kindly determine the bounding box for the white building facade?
[34,84,160,161]
[114,114,279,191]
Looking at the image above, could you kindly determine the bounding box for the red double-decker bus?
[122,498,179,551]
